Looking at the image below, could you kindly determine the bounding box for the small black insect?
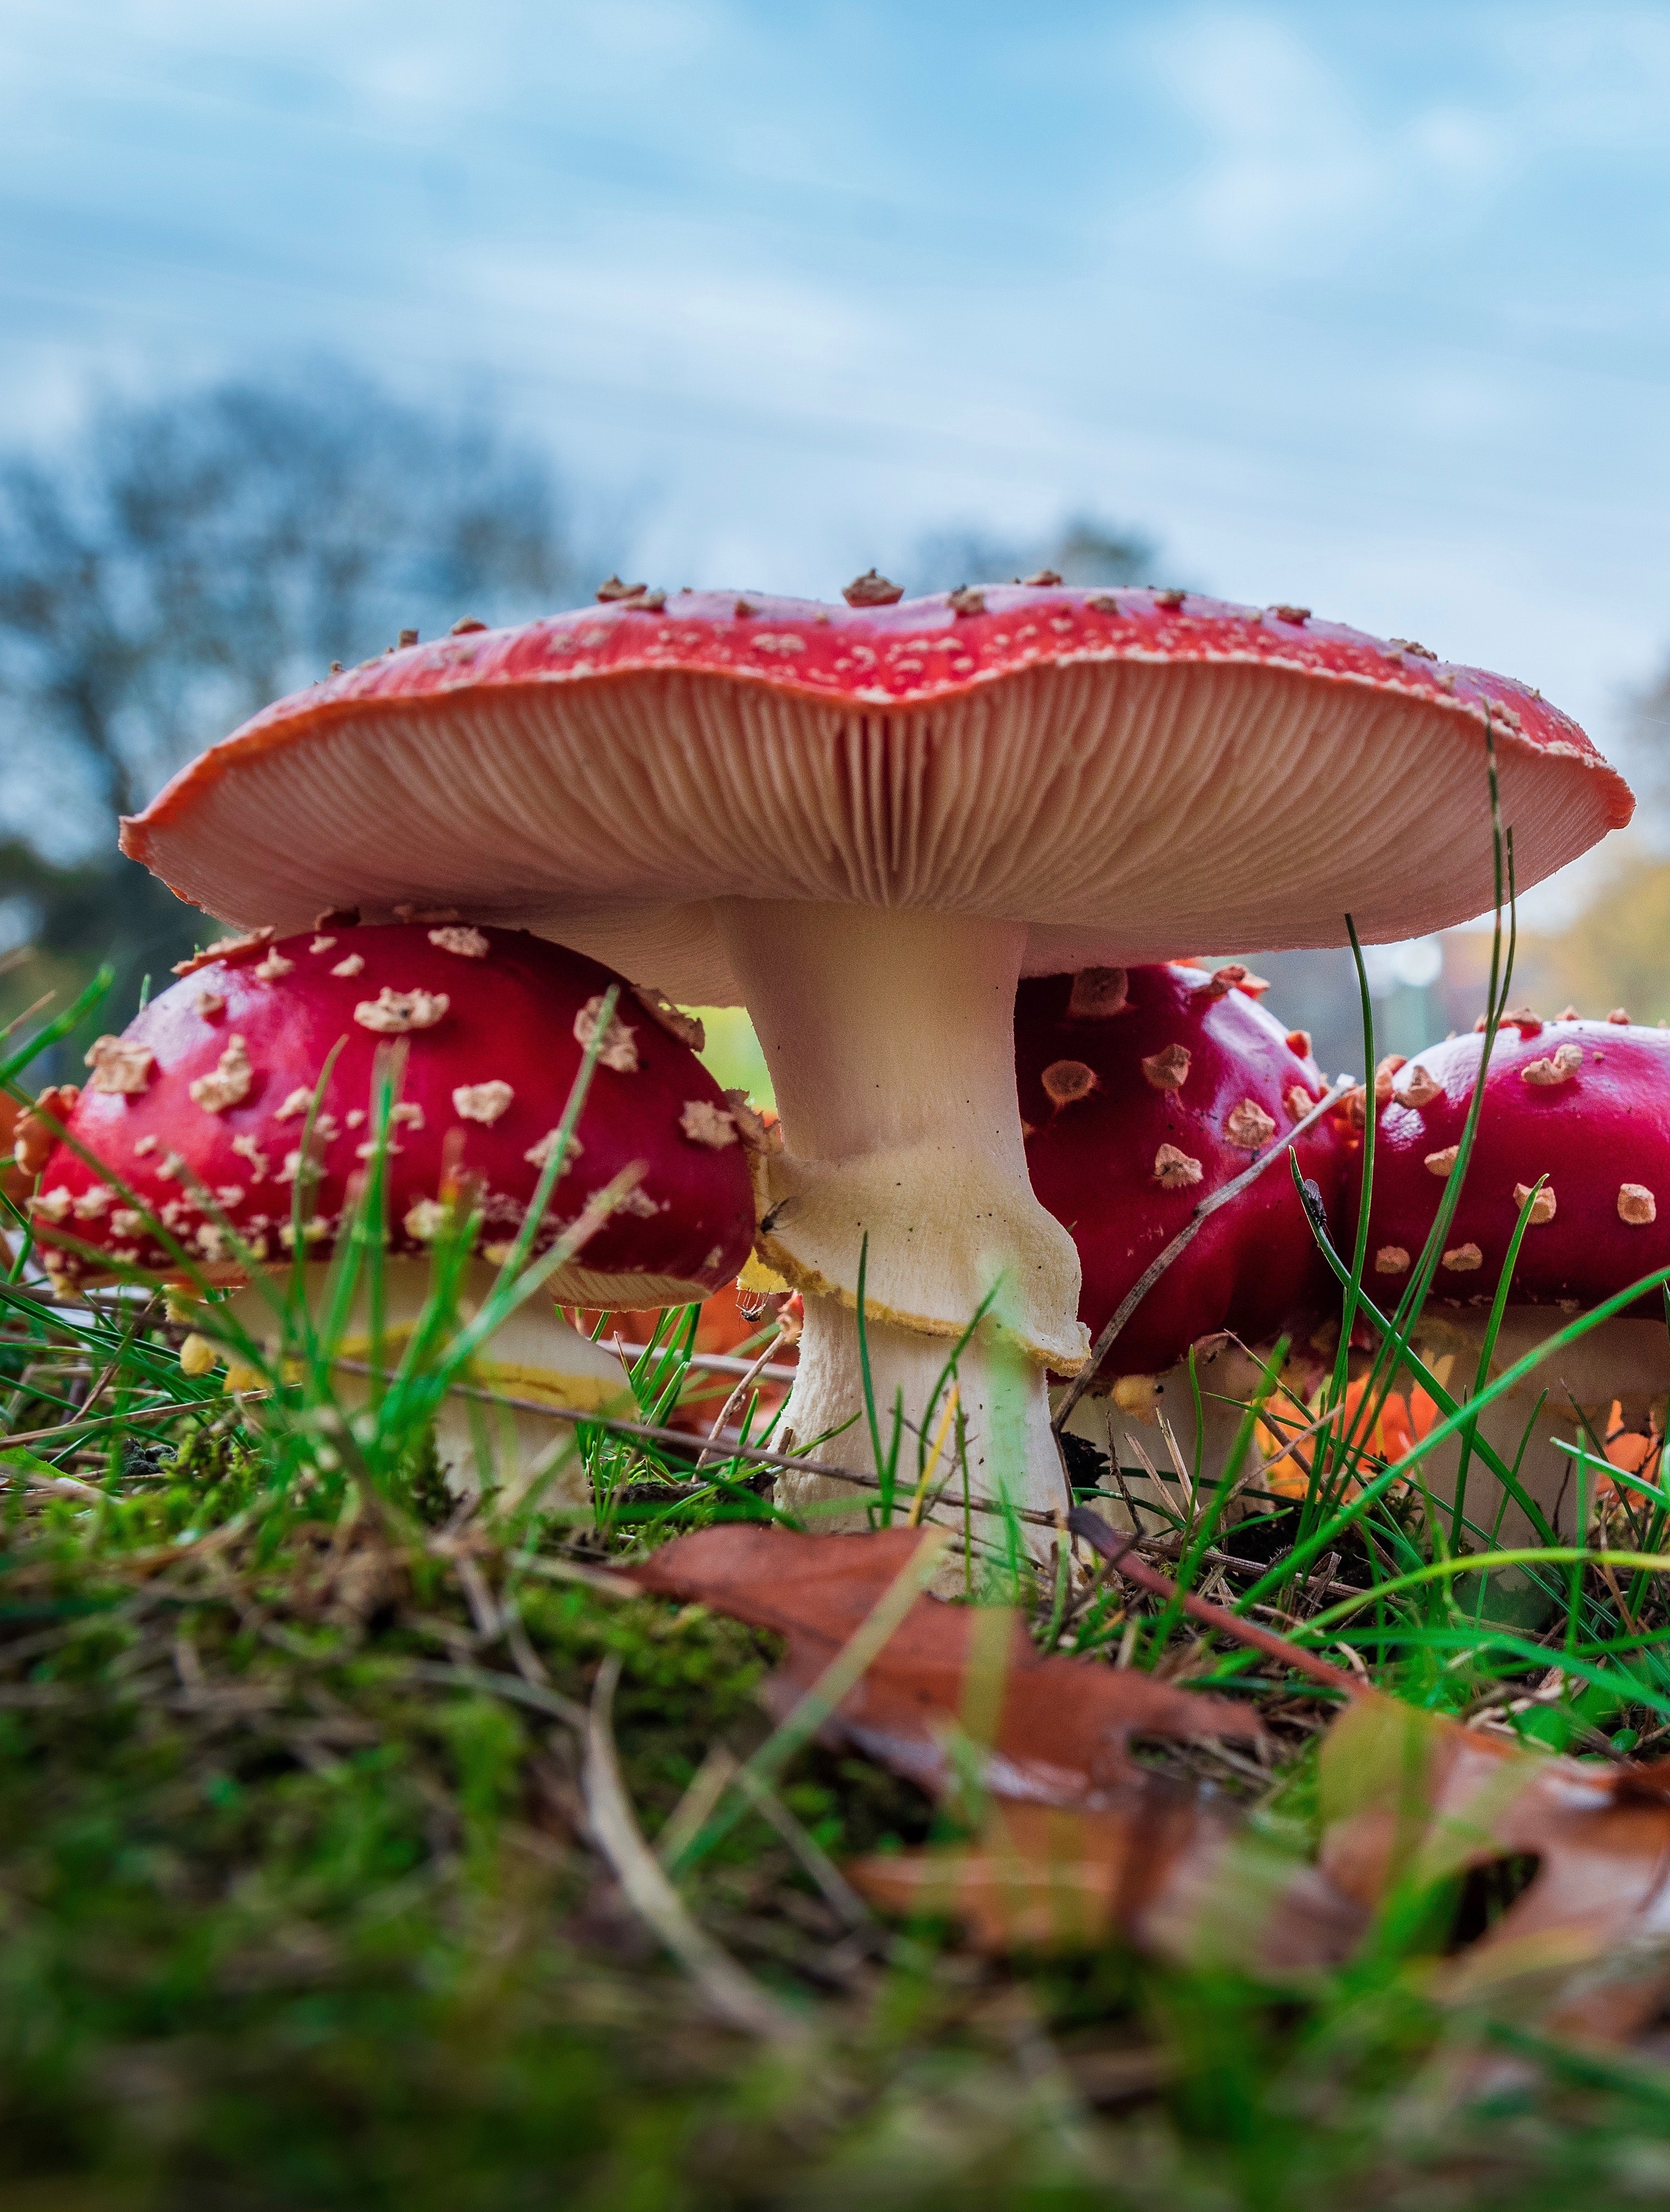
[1300,1175,1331,1246]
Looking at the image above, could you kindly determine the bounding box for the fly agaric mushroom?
[6,1083,80,1211]
[119,587,1630,1544]
[1019,962,1346,1478]
[1354,1014,1670,1542]
[29,924,755,1493]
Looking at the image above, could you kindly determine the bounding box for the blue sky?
[4,0,1669,912]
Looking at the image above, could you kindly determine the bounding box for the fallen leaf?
[852,1689,1670,2020]
[625,1529,1670,2044]
[1320,1694,1670,2043]
[621,1526,1261,1807]
[847,1794,1364,1973]
[1256,1374,1442,1501]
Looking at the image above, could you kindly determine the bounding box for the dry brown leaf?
[621,1526,1261,1806]
[852,1693,1670,2022]
[1319,1694,1670,2042]
[625,1529,1670,2037]
[847,1794,1364,1972]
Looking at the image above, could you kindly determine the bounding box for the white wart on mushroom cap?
[120,587,1631,1535]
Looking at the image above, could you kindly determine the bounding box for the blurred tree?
[911,513,1156,594]
[1483,656,1670,1027]
[1624,659,1670,821]
[1512,843,1670,1028]
[1,367,571,839]
[0,368,575,1060]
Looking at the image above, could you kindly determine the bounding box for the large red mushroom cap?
[1359,1016,1670,1312]
[121,586,1631,1002]
[30,924,756,1306]
[1017,963,1346,1377]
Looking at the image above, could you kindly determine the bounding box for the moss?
[6,1247,1670,2209]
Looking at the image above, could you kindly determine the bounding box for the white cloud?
[1494,7,1670,148]
[1407,104,1505,184]
[460,238,879,393]
[1146,12,1383,259]
[1137,8,1525,265]
[584,0,716,65]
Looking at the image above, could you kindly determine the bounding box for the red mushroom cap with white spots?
[1354,1016,1670,1309]
[1017,963,1347,1376]
[121,587,1631,1001]
[30,924,755,1305]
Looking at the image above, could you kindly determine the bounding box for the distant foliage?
[910,513,1156,596]
[0,369,576,1006]
[1495,662,1670,1025]
[1513,843,1670,1028]
[1626,659,1670,827]
[0,369,575,849]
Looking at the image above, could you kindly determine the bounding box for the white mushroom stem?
[712,899,1089,1547]
[1407,1308,1669,1547]
[221,1256,633,1499]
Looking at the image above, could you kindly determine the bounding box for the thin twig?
[330,1357,1061,1529]
[610,1342,799,1384]
[501,1597,555,1690]
[17,1471,106,1500]
[3,1395,220,1451]
[72,1295,163,1434]
[655,1743,741,1867]
[696,1337,788,1470]
[730,1760,875,1931]
[397,1657,587,1729]
[508,1551,642,1599]
[1148,1537,1362,1605]
[1067,1508,1361,1698]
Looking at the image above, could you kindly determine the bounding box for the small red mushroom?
[31,925,756,1492]
[1353,1018,1670,1540]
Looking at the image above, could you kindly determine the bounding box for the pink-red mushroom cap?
[1018,963,1347,1378]
[1359,1019,1670,1311]
[122,586,1631,1001]
[31,924,756,1305]
[1351,1017,1670,1545]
